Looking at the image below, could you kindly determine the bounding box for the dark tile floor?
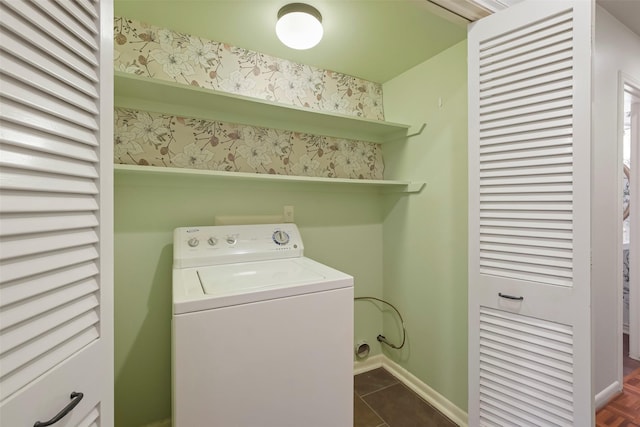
[352,338,639,427]
[354,368,457,427]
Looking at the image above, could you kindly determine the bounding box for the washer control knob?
[226,236,237,245]
[187,237,199,247]
[272,230,290,245]
[207,237,218,246]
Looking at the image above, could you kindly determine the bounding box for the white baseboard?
[595,380,622,410]
[354,353,385,375]
[354,355,468,427]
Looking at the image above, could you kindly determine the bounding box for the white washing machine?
[172,223,354,427]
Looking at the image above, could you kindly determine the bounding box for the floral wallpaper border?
[114,16,385,120]
[115,108,384,180]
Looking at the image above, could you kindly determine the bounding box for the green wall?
[114,174,387,426]
[381,40,469,411]
[113,35,469,427]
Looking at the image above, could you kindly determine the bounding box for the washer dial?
[272,230,290,245]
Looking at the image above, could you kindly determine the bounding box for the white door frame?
[619,74,640,366]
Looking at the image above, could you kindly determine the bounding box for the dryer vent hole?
[355,341,370,359]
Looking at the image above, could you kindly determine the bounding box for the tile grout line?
[356,368,459,427]
[359,392,391,427]
[358,380,401,398]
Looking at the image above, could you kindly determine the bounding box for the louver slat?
[0,212,99,236]
[0,3,97,82]
[57,0,99,32]
[480,193,572,202]
[480,145,573,162]
[482,377,572,420]
[3,0,97,65]
[0,246,98,283]
[481,227,571,240]
[480,82,574,112]
[0,144,98,178]
[31,1,98,50]
[477,8,576,288]
[0,28,98,98]
[0,0,103,408]
[479,126,572,147]
[479,10,572,56]
[480,251,572,269]
[0,229,98,260]
[479,307,574,426]
[486,187,570,200]
[0,74,98,130]
[75,0,99,18]
[76,406,100,427]
[480,165,573,178]
[480,107,572,131]
[0,309,99,377]
[480,98,572,124]
[0,294,99,353]
[1,167,98,194]
[480,364,571,400]
[480,89,572,117]
[0,51,98,114]
[479,55,572,91]
[480,139,573,154]
[480,243,571,259]
[0,262,98,306]
[0,191,98,213]
[481,70,573,101]
[480,389,569,426]
[0,121,98,163]
[481,222,571,233]
[481,353,572,393]
[0,327,99,400]
[1,99,98,146]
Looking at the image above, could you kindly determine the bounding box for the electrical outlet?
[283,205,294,223]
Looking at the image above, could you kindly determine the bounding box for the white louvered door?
[0,0,113,426]
[468,1,593,426]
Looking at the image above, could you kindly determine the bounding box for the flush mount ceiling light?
[276,3,323,50]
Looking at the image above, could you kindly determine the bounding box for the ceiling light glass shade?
[276,3,323,50]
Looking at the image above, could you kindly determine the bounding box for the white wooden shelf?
[114,164,425,194]
[114,71,419,144]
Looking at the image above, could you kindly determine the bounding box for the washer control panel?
[173,223,304,268]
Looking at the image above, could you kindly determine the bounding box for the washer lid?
[198,258,325,297]
[173,257,353,313]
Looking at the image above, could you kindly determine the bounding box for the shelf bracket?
[386,122,426,143]
[380,181,426,194]
[406,182,426,193]
[408,122,427,138]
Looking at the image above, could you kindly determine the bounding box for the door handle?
[498,292,524,301]
[34,392,84,427]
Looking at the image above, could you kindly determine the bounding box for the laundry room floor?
[354,368,457,427]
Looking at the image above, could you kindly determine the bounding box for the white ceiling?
[114,0,640,84]
[114,0,469,84]
[598,0,640,37]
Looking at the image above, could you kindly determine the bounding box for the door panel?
[0,0,113,425]
[468,1,593,425]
